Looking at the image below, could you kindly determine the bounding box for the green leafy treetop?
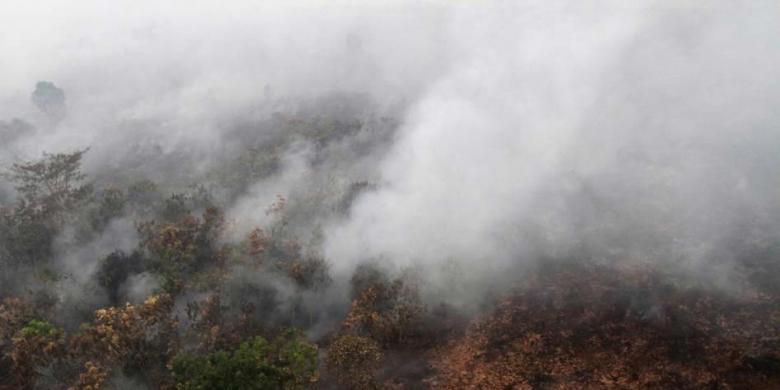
[172,330,318,390]
[17,319,60,338]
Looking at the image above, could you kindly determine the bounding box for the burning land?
[2,1,780,389]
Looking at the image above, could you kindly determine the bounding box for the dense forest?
[2,2,780,389]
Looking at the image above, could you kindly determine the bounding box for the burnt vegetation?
[0,89,779,390]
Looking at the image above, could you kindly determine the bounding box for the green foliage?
[171,331,318,390]
[18,319,60,338]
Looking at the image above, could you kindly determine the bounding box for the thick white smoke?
[0,0,450,178]
[3,1,780,306]
[324,2,780,293]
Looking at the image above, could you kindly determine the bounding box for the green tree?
[171,331,318,390]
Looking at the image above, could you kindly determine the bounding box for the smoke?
[324,1,780,299]
[50,217,139,325]
[2,0,780,317]
[0,1,448,151]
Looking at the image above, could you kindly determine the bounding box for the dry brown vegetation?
[429,262,780,389]
[2,104,779,389]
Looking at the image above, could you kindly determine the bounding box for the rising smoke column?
[324,2,780,297]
